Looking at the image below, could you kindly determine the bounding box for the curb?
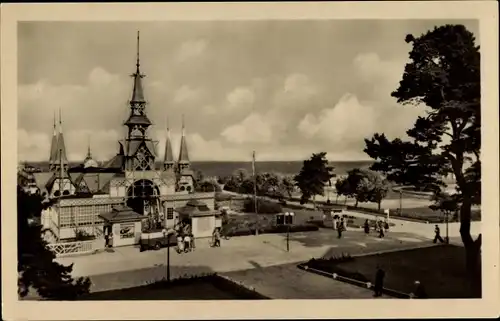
[297,264,410,299]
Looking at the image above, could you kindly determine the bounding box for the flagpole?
[253,151,258,236]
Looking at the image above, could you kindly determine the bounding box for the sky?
[17,20,479,162]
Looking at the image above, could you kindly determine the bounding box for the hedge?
[226,223,319,237]
[305,255,370,283]
[243,198,282,214]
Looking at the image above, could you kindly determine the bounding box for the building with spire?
[33,31,218,246]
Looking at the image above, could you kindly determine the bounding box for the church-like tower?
[176,115,194,193]
[163,117,175,171]
[49,112,58,171]
[177,115,190,172]
[123,31,157,172]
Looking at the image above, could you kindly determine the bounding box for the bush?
[225,223,319,237]
[306,254,369,283]
[243,198,282,214]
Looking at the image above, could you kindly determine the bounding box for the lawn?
[305,245,481,298]
[79,274,268,300]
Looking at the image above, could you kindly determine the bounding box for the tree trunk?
[377,201,381,212]
[344,195,347,205]
[459,199,482,274]
[313,195,316,210]
[336,194,339,204]
[355,198,359,208]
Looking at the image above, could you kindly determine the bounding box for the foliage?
[195,180,220,192]
[243,198,282,214]
[280,176,296,199]
[17,186,91,299]
[363,24,481,271]
[294,152,334,205]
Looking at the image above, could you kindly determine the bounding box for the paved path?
[58,229,436,293]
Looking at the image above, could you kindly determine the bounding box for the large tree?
[294,152,334,208]
[364,24,481,273]
[18,186,91,299]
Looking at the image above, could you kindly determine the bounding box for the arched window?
[180,186,185,191]
[63,190,70,195]
[186,186,192,192]
[54,190,60,197]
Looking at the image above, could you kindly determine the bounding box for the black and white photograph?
[2,2,499,320]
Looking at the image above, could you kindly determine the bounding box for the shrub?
[243,198,282,214]
[306,254,369,283]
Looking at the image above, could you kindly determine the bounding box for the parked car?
[139,229,177,252]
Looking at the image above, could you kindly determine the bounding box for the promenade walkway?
[58,228,435,294]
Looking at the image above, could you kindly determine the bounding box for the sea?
[24,160,374,178]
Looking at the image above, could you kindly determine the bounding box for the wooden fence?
[47,240,96,257]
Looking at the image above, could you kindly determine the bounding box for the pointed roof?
[164,117,174,164]
[55,108,68,166]
[130,31,146,104]
[49,111,58,165]
[178,115,189,164]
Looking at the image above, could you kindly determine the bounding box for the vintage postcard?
[1,1,499,320]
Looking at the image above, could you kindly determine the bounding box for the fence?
[47,240,96,257]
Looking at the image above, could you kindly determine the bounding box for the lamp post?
[444,211,450,244]
[162,228,170,282]
[399,189,403,216]
[284,212,294,252]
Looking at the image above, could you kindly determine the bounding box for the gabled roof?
[124,140,157,158]
[103,154,124,170]
[175,199,217,218]
[124,114,152,127]
[99,205,146,223]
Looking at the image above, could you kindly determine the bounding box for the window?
[186,186,192,192]
[167,208,174,220]
[180,186,185,191]
[63,190,70,195]
[54,190,60,197]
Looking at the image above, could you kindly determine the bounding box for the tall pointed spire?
[55,108,68,167]
[49,111,58,169]
[130,30,145,104]
[178,114,189,165]
[163,115,174,169]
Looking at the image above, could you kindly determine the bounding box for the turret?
[163,116,174,170]
[177,114,190,172]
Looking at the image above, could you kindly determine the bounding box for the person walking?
[212,227,221,247]
[364,219,370,235]
[184,234,191,253]
[433,225,445,243]
[378,220,385,238]
[374,266,385,297]
[336,220,343,239]
[384,218,389,232]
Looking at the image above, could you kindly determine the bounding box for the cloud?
[175,39,208,62]
[173,85,203,105]
[201,105,217,115]
[226,87,255,110]
[221,113,273,144]
[18,129,51,162]
[17,128,122,162]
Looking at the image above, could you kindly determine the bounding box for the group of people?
[363,218,389,238]
[175,221,195,253]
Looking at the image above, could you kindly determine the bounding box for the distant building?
[34,32,220,244]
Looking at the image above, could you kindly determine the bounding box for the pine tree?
[18,186,91,300]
